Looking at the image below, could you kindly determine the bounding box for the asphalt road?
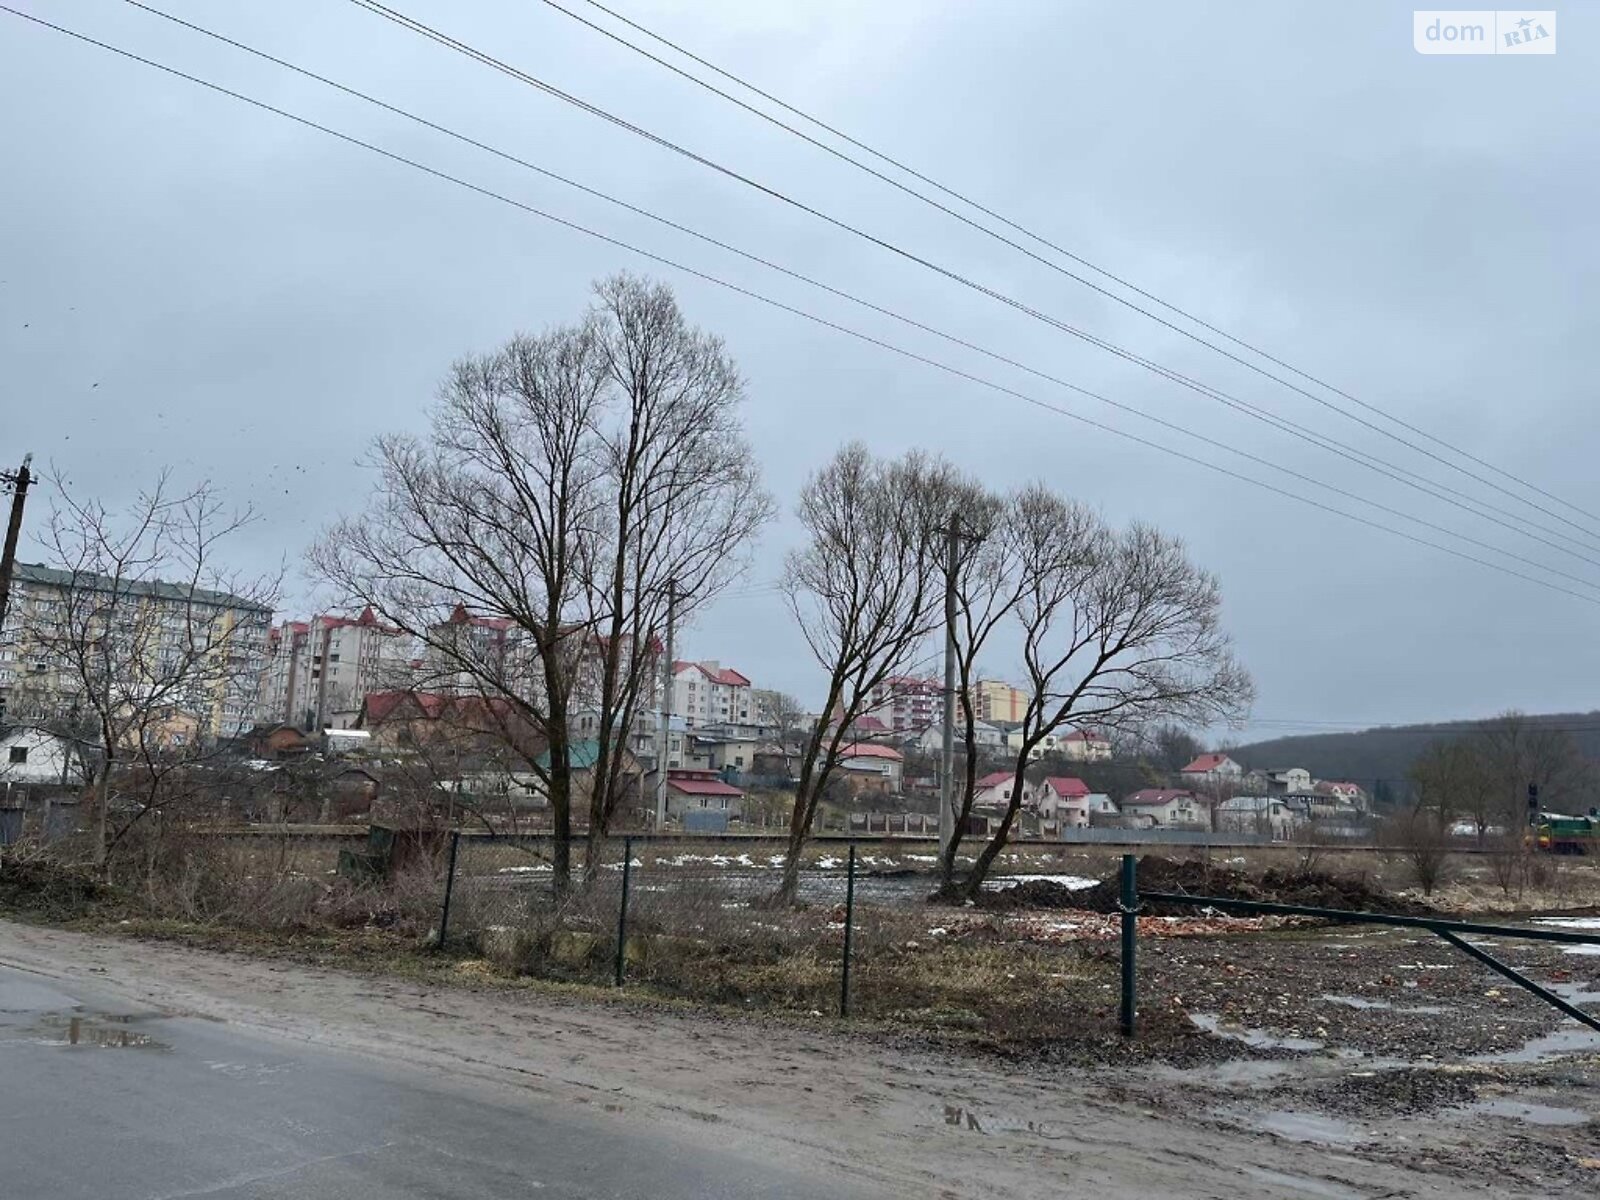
[0,964,881,1199]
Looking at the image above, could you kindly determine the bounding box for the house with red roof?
[662,768,745,822]
[1033,776,1114,826]
[1179,752,1243,782]
[831,741,904,792]
[972,769,1030,812]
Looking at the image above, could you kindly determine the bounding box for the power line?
[103,1,1600,595]
[555,0,1600,533]
[9,6,1600,614]
[341,0,1600,560]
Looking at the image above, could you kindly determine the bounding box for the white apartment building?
[256,607,415,730]
[669,660,753,729]
[0,562,270,738]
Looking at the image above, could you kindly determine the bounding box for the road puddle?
[1251,1110,1368,1144]
[28,1012,168,1051]
[1319,994,1447,1014]
[1188,1012,1325,1052]
[1474,1024,1600,1063]
[1451,1098,1590,1127]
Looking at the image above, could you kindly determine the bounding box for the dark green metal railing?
[1117,854,1600,1037]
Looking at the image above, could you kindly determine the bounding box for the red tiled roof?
[1062,729,1107,743]
[672,660,750,686]
[1044,776,1089,798]
[1181,753,1234,773]
[852,715,890,733]
[445,602,512,632]
[975,770,1014,789]
[1124,789,1197,806]
[835,742,903,761]
[360,691,516,724]
[667,777,745,797]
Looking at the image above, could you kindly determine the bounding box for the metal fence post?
[1119,853,1137,1037]
[438,829,461,949]
[839,843,857,1018]
[614,836,633,988]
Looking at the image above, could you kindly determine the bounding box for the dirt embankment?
[983,855,1434,916]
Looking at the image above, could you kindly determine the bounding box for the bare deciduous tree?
[955,494,1251,900]
[752,688,805,748]
[312,275,771,892]
[18,471,276,868]
[777,445,957,901]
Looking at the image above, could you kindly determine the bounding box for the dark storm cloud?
[2,0,1595,731]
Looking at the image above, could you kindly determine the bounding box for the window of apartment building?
[9,746,27,764]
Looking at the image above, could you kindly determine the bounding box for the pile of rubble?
[982,856,1433,917]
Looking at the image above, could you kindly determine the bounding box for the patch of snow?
[981,873,1097,891]
[498,864,553,874]
[927,927,949,937]
[817,856,842,869]
[1533,916,1600,930]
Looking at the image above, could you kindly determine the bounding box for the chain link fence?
[435,834,1094,1022]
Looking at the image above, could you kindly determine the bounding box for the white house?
[1265,767,1313,795]
[1216,795,1300,839]
[1179,753,1244,783]
[0,727,77,786]
[1123,788,1211,830]
[1059,729,1112,762]
[972,769,1029,811]
[1005,729,1061,759]
[918,719,1004,754]
[1035,776,1114,827]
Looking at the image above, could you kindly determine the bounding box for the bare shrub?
[1386,807,1453,896]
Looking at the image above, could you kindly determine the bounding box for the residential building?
[661,768,744,822]
[256,607,414,730]
[972,769,1028,812]
[1059,729,1112,762]
[425,604,524,695]
[969,679,1029,725]
[866,675,943,736]
[1179,752,1244,783]
[834,742,903,792]
[917,719,1004,754]
[0,562,270,739]
[1005,728,1062,759]
[0,726,77,787]
[1317,781,1369,811]
[1122,788,1211,830]
[668,660,753,729]
[1216,795,1300,839]
[1264,766,1313,795]
[1033,776,1115,827]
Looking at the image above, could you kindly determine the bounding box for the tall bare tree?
[955,492,1250,899]
[777,445,957,901]
[313,275,771,891]
[15,471,276,867]
[1472,711,1591,832]
[938,481,1018,887]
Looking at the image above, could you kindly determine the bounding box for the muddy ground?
[3,910,1597,1198]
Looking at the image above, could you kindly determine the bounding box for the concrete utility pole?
[0,453,34,636]
[654,579,679,829]
[939,516,960,859]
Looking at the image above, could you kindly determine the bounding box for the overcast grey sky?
[2,1,1596,737]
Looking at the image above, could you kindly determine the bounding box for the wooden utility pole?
[654,579,679,829]
[0,453,34,635]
